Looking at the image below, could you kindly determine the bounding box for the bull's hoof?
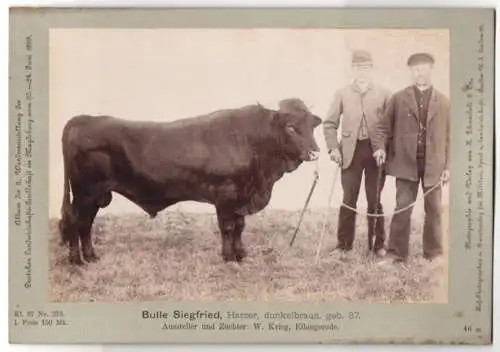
[69,255,85,266]
[59,239,69,247]
[83,252,100,263]
[59,234,70,247]
[222,251,238,263]
[234,248,247,262]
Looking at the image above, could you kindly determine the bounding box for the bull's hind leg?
[68,234,84,265]
[215,206,246,263]
[63,197,85,265]
[79,192,110,262]
[58,205,74,246]
[58,198,84,265]
[79,205,99,263]
[62,207,84,265]
[59,210,85,265]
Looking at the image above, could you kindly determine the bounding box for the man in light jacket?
[323,50,391,257]
[373,52,450,263]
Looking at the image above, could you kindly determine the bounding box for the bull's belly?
[111,176,241,217]
[234,188,273,215]
[74,149,276,218]
[112,177,273,217]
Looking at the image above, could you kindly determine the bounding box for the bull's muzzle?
[307,150,320,161]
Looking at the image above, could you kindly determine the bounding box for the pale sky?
[49,28,450,218]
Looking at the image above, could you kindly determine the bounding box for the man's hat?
[407,52,435,66]
[351,50,373,65]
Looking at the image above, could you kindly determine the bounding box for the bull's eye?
[285,124,296,134]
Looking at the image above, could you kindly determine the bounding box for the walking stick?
[369,163,384,252]
[315,165,341,264]
[289,166,320,247]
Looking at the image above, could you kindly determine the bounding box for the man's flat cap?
[407,52,435,66]
[351,50,373,65]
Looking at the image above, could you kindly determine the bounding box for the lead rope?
[340,178,446,217]
[314,164,448,263]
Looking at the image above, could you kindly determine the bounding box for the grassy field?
[48,208,448,303]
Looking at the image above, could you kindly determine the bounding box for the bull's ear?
[271,111,289,126]
[312,115,322,128]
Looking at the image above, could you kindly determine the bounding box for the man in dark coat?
[373,52,450,263]
[323,50,391,257]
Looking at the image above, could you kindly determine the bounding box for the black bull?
[58,98,322,265]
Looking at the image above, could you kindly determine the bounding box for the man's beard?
[415,76,430,87]
[355,78,370,91]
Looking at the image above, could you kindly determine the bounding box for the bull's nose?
[308,151,320,161]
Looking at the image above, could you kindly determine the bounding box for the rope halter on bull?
[289,160,449,265]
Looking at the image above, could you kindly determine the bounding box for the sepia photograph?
[10,7,495,345]
[47,28,450,304]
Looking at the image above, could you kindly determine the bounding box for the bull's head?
[272,98,322,162]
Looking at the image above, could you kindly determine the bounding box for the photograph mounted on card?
[8,7,494,344]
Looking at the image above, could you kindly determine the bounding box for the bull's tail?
[58,122,74,245]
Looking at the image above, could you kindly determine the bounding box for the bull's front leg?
[216,206,246,263]
[232,215,246,262]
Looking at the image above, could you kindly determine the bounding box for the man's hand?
[440,169,450,183]
[329,148,342,165]
[373,149,386,167]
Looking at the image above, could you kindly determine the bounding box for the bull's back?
[63,106,267,185]
[117,107,265,178]
[63,105,264,148]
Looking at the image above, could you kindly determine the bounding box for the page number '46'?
[464,325,481,333]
